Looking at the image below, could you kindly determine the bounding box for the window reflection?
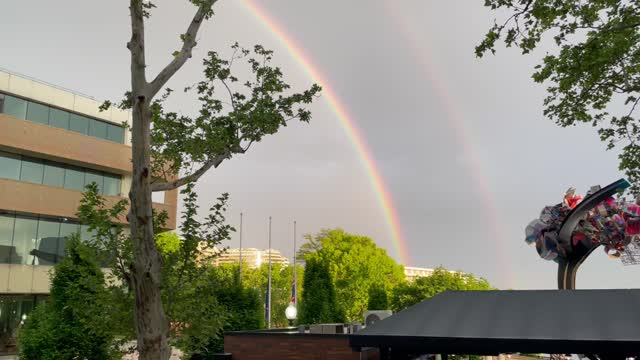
[0,214,100,265]
[0,92,125,143]
[0,152,121,196]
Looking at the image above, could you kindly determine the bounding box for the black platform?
[350,289,640,356]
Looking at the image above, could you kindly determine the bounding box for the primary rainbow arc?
[241,0,411,265]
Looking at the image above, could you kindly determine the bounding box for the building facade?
[212,247,290,268]
[403,266,460,282]
[0,69,178,354]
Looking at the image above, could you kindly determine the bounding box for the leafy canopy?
[477,0,640,191]
[390,267,494,312]
[300,229,405,321]
[103,43,321,189]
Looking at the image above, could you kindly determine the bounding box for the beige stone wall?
[0,264,118,294]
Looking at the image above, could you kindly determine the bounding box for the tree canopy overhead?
[477,0,640,191]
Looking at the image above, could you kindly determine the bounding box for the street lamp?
[285,302,297,327]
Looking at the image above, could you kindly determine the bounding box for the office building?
[0,69,178,354]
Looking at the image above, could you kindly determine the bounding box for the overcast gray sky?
[3,0,639,290]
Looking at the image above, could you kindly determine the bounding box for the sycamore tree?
[77,182,231,358]
[299,229,405,321]
[99,1,321,358]
[476,1,640,191]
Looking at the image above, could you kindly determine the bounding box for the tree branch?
[151,152,229,192]
[148,1,215,97]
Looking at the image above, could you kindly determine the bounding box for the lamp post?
[285,302,297,327]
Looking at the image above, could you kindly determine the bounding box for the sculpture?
[525,179,640,289]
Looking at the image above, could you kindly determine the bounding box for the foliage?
[144,43,323,183]
[298,257,345,325]
[156,231,181,256]
[300,229,405,321]
[18,237,122,360]
[390,268,494,312]
[367,285,390,310]
[477,1,640,192]
[235,262,304,328]
[75,184,234,356]
[193,266,263,356]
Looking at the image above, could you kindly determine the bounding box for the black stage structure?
[350,289,640,359]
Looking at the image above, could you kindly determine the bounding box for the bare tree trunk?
[128,1,170,359]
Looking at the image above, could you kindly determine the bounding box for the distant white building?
[403,266,460,282]
[209,247,290,268]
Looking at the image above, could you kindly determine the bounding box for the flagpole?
[293,220,297,304]
[238,212,243,285]
[267,216,272,329]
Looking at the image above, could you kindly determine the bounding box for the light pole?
[293,220,297,306]
[267,216,272,329]
[286,220,298,328]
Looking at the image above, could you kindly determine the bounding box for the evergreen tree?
[18,237,121,360]
[298,258,344,325]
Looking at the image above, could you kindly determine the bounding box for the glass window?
[103,174,121,197]
[2,95,27,119]
[0,94,4,113]
[58,222,79,261]
[19,157,44,184]
[64,167,85,191]
[35,218,60,266]
[107,124,125,143]
[89,120,108,140]
[69,114,89,135]
[0,214,15,264]
[42,162,65,188]
[48,108,70,130]
[0,152,22,181]
[12,216,38,265]
[84,171,104,193]
[25,102,49,125]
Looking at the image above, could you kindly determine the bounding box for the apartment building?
[403,266,460,282]
[0,69,178,354]
[211,247,290,268]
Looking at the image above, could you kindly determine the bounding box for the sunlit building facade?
[403,266,460,282]
[212,247,290,268]
[0,69,178,354]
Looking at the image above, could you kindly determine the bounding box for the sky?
[2,0,640,290]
